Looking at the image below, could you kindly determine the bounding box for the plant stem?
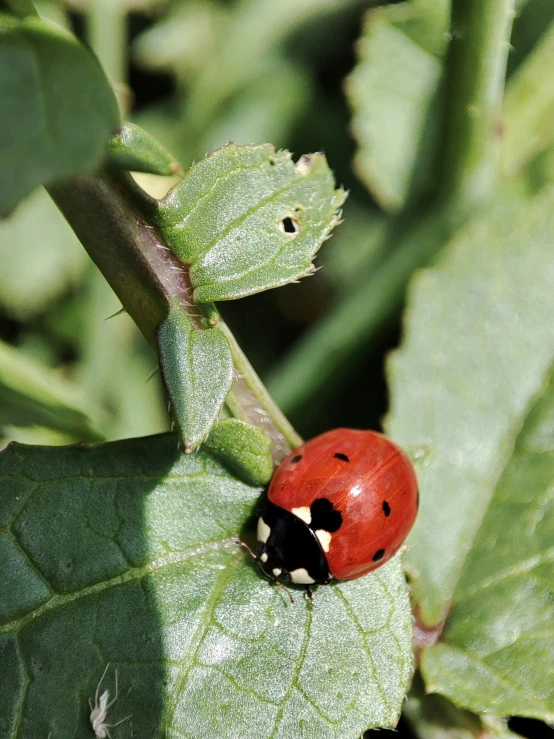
[219,322,303,457]
[439,0,515,213]
[49,176,177,346]
[48,174,300,458]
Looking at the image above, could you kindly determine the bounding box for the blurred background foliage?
[3,1,554,737]
[1,0,554,474]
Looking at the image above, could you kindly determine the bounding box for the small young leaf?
[156,143,346,302]
[347,1,448,211]
[386,184,554,720]
[108,123,182,176]
[0,13,119,216]
[0,435,413,738]
[157,304,233,451]
[205,418,274,486]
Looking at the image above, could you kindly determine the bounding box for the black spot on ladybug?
[334,452,349,462]
[372,549,385,562]
[291,455,302,463]
[310,498,342,533]
[382,501,391,517]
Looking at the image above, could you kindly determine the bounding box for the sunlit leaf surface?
[0,436,412,738]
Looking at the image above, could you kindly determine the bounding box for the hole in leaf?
[508,717,554,738]
[279,216,299,236]
[269,157,276,166]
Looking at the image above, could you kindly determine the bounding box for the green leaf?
[157,304,234,451]
[0,435,413,738]
[205,418,274,486]
[0,188,86,319]
[108,123,181,176]
[386,185,554,718]
[0,13,119,216]
[347,1,449,212]
[420,371,554,721]
[156,143,346,303]
[0,338,101,440]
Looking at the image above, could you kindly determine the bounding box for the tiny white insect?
[89,664,129,738]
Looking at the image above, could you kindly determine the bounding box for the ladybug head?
[255,505,332,586]
[256,544,291,583]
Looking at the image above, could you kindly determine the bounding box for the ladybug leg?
[274,579,295,604]
[235,538,257,560]
[304,585,314,605]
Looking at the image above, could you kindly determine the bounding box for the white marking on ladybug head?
[257,517,271,543]
[315,529,332,553]
[260,552,269,563]
[272,568,282,577]
[291,506,312,525]
[289,568,315,585]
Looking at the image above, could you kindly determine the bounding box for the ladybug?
[255,428,418,592]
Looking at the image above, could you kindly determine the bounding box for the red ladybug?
[256,428,418,589]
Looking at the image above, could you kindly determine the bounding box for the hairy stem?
[48,174,299,457]
[439,0,515,213]
[220,322,303,457]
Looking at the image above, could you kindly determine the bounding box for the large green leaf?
[0,13,119,216]
[421,372,554,721]
[156,143,346,303]
[347,1,449,212]
[386,184,554,718]
[0,435,413,738]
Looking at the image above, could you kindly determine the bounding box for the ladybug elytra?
[255,429,418,590]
